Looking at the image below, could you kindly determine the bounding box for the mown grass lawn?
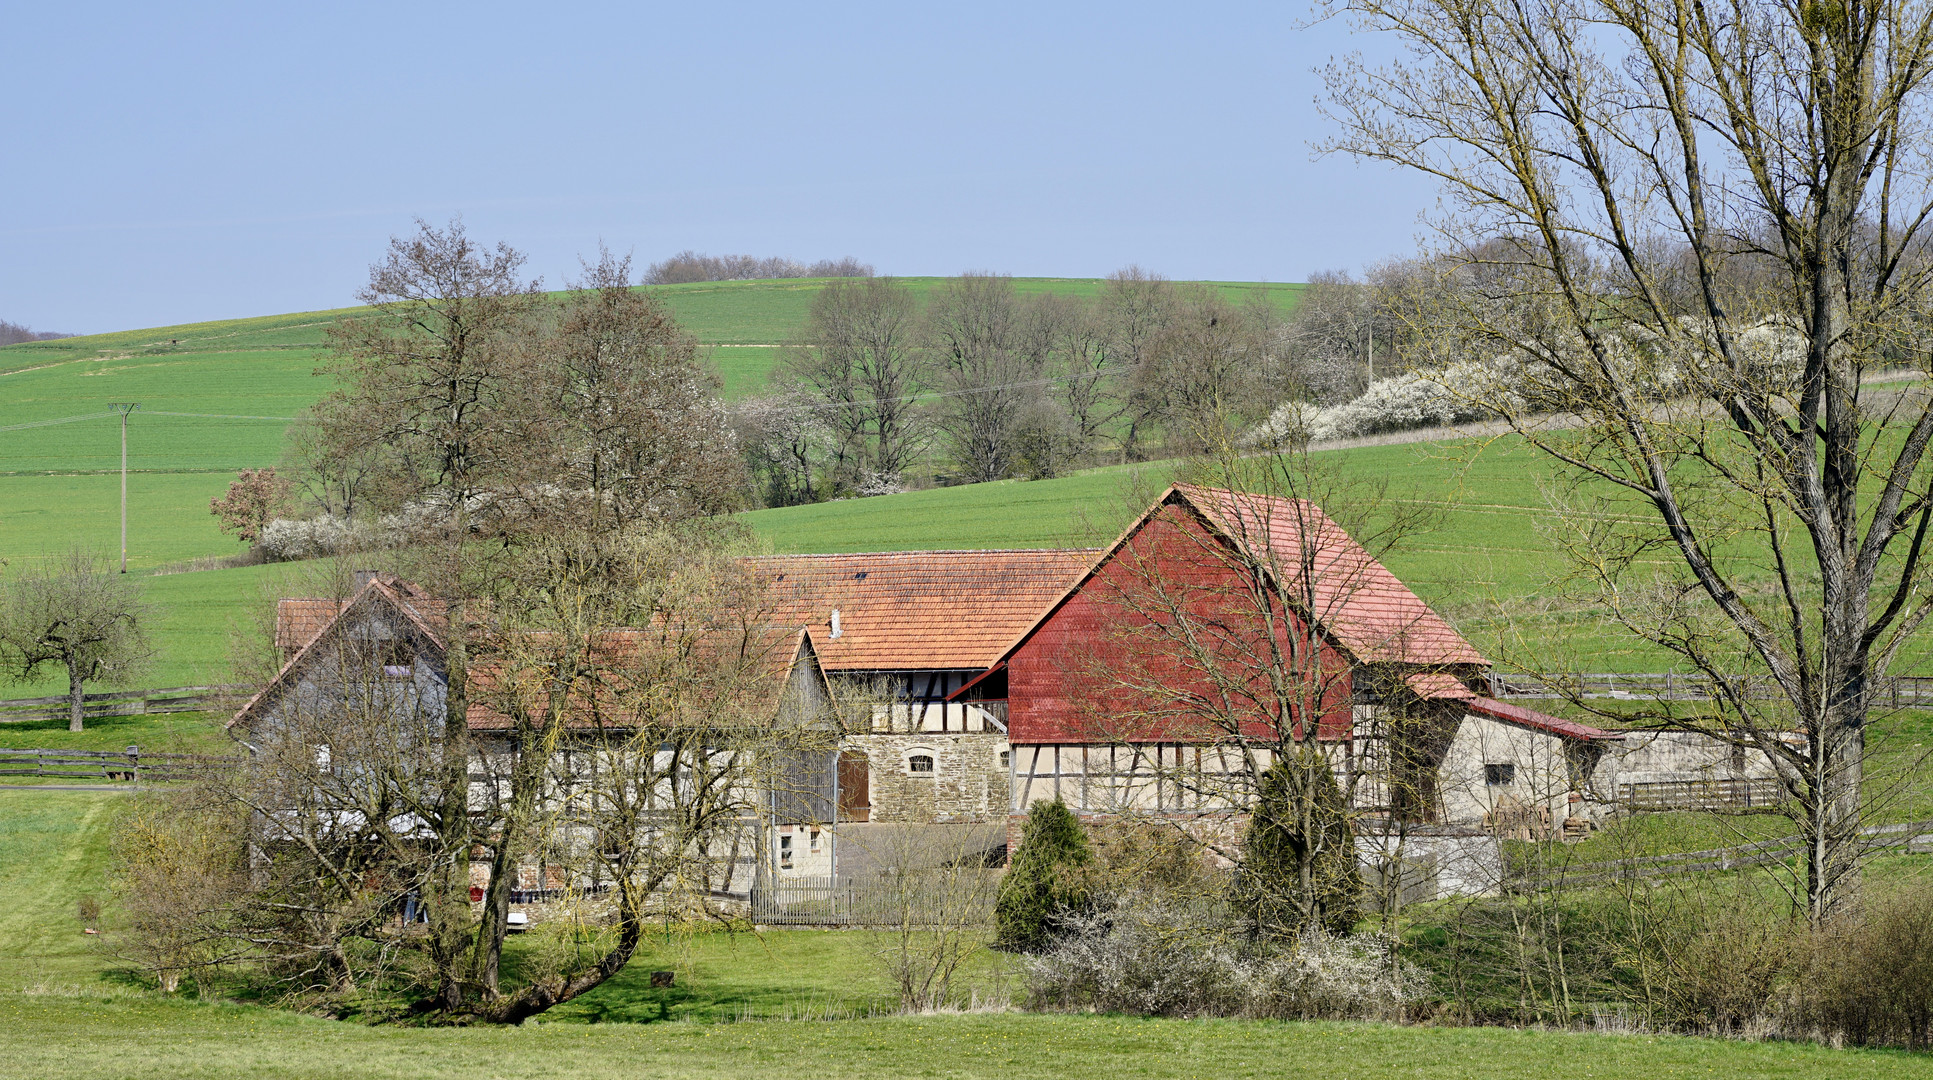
[2,997,1927,1080]
[3,788,1929,1076]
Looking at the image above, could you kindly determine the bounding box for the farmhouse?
[240,495,1780,902]
[752,550,1092,830]
[229,571,836,900]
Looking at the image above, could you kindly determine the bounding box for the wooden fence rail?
[0,685,245,724]
[1489,672,1933,706]
[1523,819,1933,889]
[0,746,240,783]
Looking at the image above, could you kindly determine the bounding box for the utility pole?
[109,403,140,573]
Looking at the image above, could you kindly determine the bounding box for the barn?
[952,484,1624,846]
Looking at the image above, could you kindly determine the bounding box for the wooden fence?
[1524,819,1933,889]
[0,685,243,724]
[0,746,240,783]
[750,871,1001,927]
[1488,671,1933,706]
[1618,777,1786,812]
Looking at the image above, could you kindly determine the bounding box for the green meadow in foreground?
[0,998,1923,1080]
[0,795,1920,1080]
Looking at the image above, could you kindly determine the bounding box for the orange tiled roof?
[749,550,1096,672]
[274,577,446,653]
[276,599,347,652]
[465,626,820,731]
[1174,485,1487,667]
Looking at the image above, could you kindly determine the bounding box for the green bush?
[996,800,1094,952]
[1236,752,1360,937]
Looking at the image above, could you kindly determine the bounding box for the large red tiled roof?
[1173,485,1487,667]
[750,550,1096,672]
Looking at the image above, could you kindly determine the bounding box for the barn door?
[837,752,870,822]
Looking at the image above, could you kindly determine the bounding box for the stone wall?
[845,732,1008,823]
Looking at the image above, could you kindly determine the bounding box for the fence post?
[126,744,139,784]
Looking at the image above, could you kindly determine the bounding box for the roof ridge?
[751,548,1100,557]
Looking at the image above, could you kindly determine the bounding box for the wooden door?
[837,752,870,822]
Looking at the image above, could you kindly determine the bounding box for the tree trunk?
[67,656,84,733]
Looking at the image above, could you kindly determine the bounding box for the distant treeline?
[0,320,72,345]
[735,270,1317,507]
[644,251,872,285]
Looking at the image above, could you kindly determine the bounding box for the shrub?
[995,800,1093,953]
[1790,881,1933,1049]
[1237,754,1361,937]
[1027,894,1425,1020]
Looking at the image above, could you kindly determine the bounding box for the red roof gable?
[1171,485,1486,667]
[989,486,1486,672]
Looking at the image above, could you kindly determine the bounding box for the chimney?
[353,569,378,591]
[829,609,842,640]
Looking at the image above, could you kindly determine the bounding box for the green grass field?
[0,791,1925,1080]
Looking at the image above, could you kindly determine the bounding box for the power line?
[144,410,298,421]
[0,410,119,432]
[0,409,297,432]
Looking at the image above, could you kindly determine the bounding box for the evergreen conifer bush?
[1236,754,1361,937]
[995,800,1094,952]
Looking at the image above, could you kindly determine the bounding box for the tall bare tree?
[787,277,929,488]
[1098,267,1181,461]
[1324,0,1933,919]
[927,273,1044,483]
[0,547,152,732]
[313,217,541,1006]
[506,248,743,536]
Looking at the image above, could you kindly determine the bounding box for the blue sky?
[3,2,1436,334]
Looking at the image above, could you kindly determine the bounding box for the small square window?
[1484,763,1516,786]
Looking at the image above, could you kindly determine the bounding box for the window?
[779,833,793,868]
[999,750,1011,770]
[907,754,935,775]
[809,828,821,854]
[1484,763,1516,786]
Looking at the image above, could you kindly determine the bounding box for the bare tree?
[857,824,1006,1011]
[505,248,744,535]
[927,273,1043,483]
[1136,287,1272,455]
[786,277,930,488]
[1098,267,1182,461]
[313,217,541,1007]
[0,548,152,732]
[462,525,834,1022]
[1324,0,1933,919]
